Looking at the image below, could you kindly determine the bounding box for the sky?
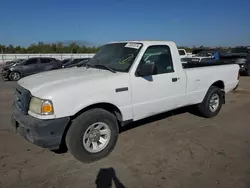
[0,0,250,47]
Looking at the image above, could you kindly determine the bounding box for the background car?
[66,58,91,68]
[221,46,250,75]
[178,49,192,59]
[1,57,61,81]
[62,58,90,68]
[181,49,220,63]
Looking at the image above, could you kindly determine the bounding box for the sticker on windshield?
[119,54,134,64]
[125,43,142,49]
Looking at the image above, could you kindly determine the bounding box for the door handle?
[172,77,179,82]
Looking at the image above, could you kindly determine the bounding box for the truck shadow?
[95,168,126,188]
[120,105,201,133]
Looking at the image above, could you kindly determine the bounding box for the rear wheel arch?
[210,80,225,103]
[197,85,224,118]
[211,80,225,90]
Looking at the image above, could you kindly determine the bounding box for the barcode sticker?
[125,43,142,49]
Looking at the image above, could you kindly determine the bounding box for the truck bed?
[182,61,237,69]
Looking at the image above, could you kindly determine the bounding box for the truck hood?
[18,67,126,96]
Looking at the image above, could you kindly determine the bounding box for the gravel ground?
[0,71,250,188]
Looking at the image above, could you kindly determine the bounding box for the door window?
[139,45,174,75]
[23,58,38,65]
[40,58,52,63]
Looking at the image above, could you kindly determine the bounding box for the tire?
[9,71,21,81]
[66,108,119,163]
[197,86,223,118]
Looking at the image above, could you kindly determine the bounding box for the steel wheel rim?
[209,93,220,112]
[83,122,111,153]
[11,72,20,80]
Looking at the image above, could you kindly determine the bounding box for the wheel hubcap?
[209,93,220,112]
[83,122,111,153]
[11,72,20,80]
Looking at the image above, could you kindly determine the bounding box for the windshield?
[16,59,26,64]
[87,42,143,72]
[8,59,24,64]
[10,59,27,65]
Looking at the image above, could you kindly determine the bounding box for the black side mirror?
[137,63,157,77]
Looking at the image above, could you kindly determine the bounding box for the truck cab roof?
[110,40,176,46]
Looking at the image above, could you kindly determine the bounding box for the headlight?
[29,97,54,115]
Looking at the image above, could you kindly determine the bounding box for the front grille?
[14,85,31,114]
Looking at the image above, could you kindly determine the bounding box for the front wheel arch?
[56,103,123,153]
[65,108,119,163]
[73,103,123,123]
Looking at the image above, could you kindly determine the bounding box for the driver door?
[130,45,186,120]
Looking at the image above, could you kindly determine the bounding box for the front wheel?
[66,108,119,163]
[9,71,21,81]
[197,86,223,118]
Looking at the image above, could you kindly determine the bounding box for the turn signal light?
[41,101,53,115]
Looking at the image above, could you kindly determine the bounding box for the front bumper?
[11,104,70,150]
[1,69,10,79]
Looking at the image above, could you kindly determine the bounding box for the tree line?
[178,46,231,53]
[0,42,100,54]
[0,42,231,54]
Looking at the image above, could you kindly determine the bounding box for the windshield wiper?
[92,64,116,73]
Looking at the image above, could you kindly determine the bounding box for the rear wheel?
[66,108,119,163]
[9,71,21,81]
[197,86,223,118]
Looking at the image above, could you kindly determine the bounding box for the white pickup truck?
[11,41,239,163]
[178,48,192,59]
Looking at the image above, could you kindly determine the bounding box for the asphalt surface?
[0,71,250,188]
